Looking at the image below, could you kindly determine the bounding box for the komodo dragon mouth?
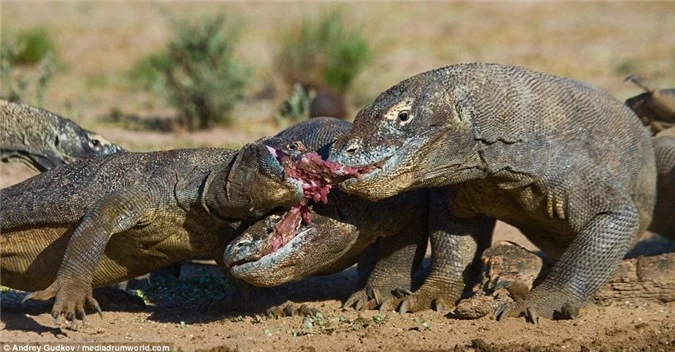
[228,144,374,267]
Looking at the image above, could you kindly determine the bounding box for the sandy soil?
[2,2,675,351]
[2,256,674,352]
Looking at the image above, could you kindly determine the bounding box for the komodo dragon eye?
[91,139,100,147]
[398,111,410,122]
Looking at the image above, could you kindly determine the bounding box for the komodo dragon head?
[224,207,359,286]
[328,67,479,200]
[624,75,675,133]
[0,100,124,171]
[208,117,359,220]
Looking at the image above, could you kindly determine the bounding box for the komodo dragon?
[624,76,675,133]
[0,118,358,326]
[324,63,656,323]
[649,127,675,240]
[1,99,124,171]
[623,81,675,240]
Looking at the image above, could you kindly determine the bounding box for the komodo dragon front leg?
[24,180,167,325]
[392,196,494,313]
[342,213,428,313]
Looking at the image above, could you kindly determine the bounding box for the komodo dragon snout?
[214,141,304,219]
[328,74,478,200]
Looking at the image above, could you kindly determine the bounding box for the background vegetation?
[129,13,249,130]
[1,2,673,155]
[1,27,55,106]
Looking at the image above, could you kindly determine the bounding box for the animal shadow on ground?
[144,261,362,324]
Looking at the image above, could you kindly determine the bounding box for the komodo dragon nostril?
[345,143,359,155]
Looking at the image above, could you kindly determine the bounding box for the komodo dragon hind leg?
[23,181,164,329]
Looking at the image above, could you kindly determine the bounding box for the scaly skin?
[0,100,124,171]
[0,118,350,326]
[624,75,675,133]
[328,63,657,322]
[224,118,440,314]
[1,99,135,309]
[1,148,242,326]
[649,127,675,240]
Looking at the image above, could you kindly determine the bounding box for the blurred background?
[2,1,674,187]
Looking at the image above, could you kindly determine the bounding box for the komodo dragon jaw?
[328,73,480,201]
[624,75,675,133]
[224,211,358,287]
[209,141,304,220]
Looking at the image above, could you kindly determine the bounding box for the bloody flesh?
[262,146,372,255]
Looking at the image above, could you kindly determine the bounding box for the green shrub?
[130,14,249,130]
[1,40,54,106]
[275,83,316,126]
[13,27,55,64]
[276,10,372,95]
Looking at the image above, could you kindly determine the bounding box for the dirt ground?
[2,2,675,351]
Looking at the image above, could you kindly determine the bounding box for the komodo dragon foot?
[343,287,397,312]
[24,275,101,329]
[494,284,581,324]
[344,279,459,314]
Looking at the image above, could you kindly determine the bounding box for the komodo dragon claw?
[266,301,319,318]
[494,284,580,324]
[343,288,389,312]
[393,287,453,314]
[24,277,102,328]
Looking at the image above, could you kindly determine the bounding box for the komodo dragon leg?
[496,161,641,324]
[342,221,427,312]
[24,180,166,327]
[394,194,494,314]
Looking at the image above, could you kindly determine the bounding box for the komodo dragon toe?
[343,287,393,312]
[393,287,457,314]
[24,275,102,329]
[494,284,581,324]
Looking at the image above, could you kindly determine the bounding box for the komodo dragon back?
[0,99,124,171]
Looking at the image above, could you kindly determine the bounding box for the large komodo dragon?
[0,118,364,326]
[322,63,656,323]
[1,99,124,171]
